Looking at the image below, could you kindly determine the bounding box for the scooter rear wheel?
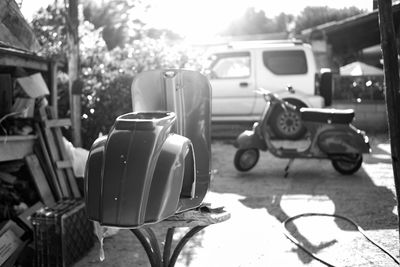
[331,154,363,175]
[234,149,260,172]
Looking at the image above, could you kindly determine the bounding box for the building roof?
[0,0,40,52]
[302,3,400,54]
[0,45,50,71]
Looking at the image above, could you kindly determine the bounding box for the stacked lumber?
[0,103,90,267]
[34,105,81,201]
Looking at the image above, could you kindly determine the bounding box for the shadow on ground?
[209,136,398,266]
[74,136,398,267]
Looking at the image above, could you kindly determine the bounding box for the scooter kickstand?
[284,158,294,178]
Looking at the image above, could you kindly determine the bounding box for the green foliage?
[221,8,294,36]
[221,6,366,37]
[31,3,203,149]
[81,73,134,148]
[31,5,68,59]
[295,6,366,33]
[78,33,202,148]
[82,0,146,50]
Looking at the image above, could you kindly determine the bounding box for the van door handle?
[239,82,248,87]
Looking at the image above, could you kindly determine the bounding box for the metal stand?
[284,158,294,178]
[130,206,230,267]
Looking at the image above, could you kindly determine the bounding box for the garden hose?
[282,213,399,267]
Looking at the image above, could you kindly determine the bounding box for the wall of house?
[332,101,387,133]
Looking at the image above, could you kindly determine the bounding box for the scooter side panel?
[318,129,370,154]
[131,69,211,211]
[85,111,183,228]
[145,134,195,224]
[85,135,107,221]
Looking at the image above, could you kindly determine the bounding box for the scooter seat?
[300,108,355,124]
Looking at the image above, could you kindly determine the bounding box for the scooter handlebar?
[255,88,278,101]
[256,88,298,111]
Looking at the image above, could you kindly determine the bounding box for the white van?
[206,40,330,139]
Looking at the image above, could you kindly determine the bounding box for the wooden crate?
[0,135,36,162]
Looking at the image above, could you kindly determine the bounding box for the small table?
[130,205,230,267]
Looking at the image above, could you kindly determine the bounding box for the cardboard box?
[0,220,25,266]
[16,73,49,99]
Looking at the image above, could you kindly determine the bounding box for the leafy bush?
[78,29,204,148]
[31,5,205,149]
[81,73,133,148]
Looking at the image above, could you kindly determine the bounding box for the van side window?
[211,52,250,78]
[263,50,307,75]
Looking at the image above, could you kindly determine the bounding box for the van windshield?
[209,52,251,78]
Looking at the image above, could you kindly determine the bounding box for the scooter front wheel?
[234,149,260,172]
[331,154,363,175]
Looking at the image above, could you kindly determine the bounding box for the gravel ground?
[74,134,399,267]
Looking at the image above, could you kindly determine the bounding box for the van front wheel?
[271,106,306,140]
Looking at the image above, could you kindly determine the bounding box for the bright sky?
[144,0,372,41]
[20,0,373,42]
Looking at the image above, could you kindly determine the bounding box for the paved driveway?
[74,135,399,267]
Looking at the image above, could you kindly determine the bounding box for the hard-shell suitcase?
[31,200,94,267]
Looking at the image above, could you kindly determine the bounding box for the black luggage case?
[31,199,94,267]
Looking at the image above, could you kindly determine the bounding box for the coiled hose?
[282,213,399,267]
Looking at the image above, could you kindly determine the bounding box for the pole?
[377,0,400,245]
[67,0,82,146]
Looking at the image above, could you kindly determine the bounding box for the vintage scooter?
[85,69,212,228]
[234,87,371,176]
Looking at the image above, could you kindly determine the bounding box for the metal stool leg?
[168,226,207,267]
[131,225,207,267]
[131,228,162,267]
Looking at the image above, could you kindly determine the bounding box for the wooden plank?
[38,107,71,198]
[161,206,230,228]
[25,154,56,207]
[34,124,63,200]
[44,118,71,128]
[49,61,58,118]
[56,160,73,169]
[47,107,81,198]
[0,55,48,71]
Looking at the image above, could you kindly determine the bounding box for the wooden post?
[67,0,82,147]
[377,0,400,242]
[49,60,58,118]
